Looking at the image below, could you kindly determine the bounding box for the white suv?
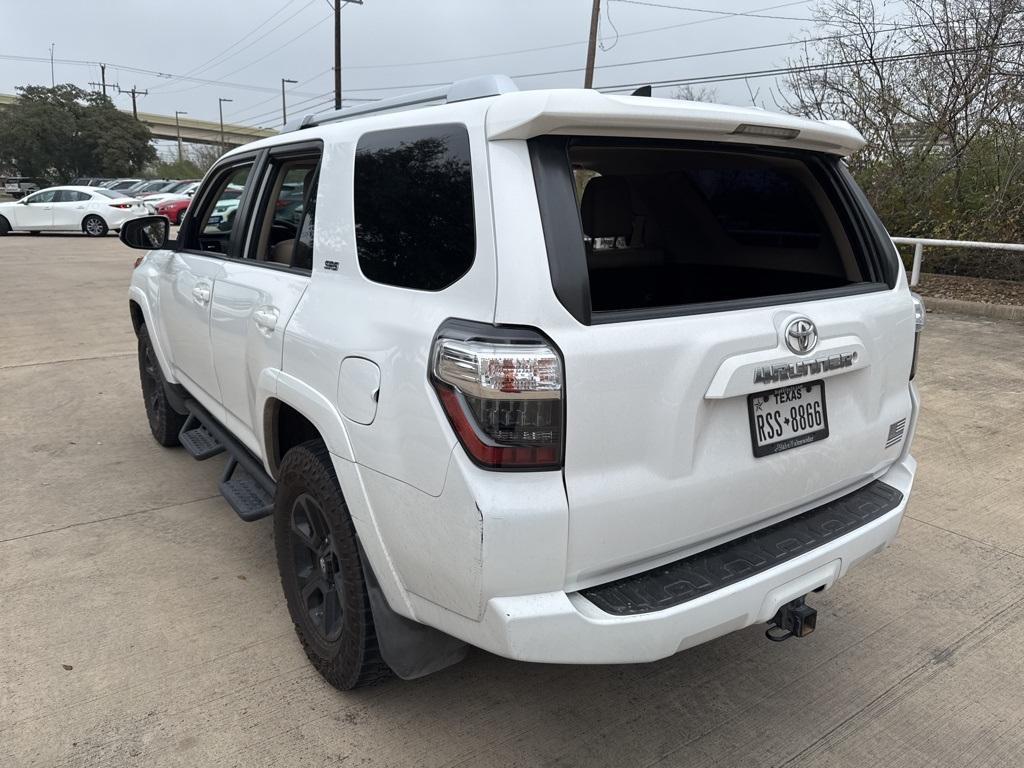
[119,76,922,690]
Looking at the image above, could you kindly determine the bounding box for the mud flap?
[358,544,469,680]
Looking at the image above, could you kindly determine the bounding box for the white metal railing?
[891,236,1024,287]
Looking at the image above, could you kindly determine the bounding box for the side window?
[26,190,56,204]
[354,123,475,290]
[185,164,253,254]
[250,154,319,270]
[55,190,89,202]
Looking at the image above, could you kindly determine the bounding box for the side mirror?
[18,198,28,205]
[120,215,170,250]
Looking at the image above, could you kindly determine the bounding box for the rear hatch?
[496,126,915,590]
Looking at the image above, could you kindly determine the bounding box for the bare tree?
[783,0,1024,242]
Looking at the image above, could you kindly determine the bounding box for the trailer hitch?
[766,596,817,642]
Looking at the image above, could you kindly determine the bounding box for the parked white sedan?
[0,186,148,236]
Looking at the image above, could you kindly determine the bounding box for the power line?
[608,0,813,21]
[341,0,813,70]
[596,39,1024,92]
[148,0,312,91]
[157,12,333,95]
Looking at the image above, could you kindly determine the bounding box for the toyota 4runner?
[119,75,922,689]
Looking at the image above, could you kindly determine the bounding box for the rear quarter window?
[354,124,475,291]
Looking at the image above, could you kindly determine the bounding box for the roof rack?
[284,74,518,133]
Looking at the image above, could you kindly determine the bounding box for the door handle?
[253,306,279,333]
[191,283,212,305]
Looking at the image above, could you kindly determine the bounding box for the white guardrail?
[892,237,1024,287]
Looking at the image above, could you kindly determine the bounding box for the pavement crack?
[0,352,133,370]
[0,495,220,544]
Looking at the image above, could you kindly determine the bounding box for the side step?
[179,414,225,460]
[219,457,275,522]
[180,399,277,523]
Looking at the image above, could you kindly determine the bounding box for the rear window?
[533,137,888,321]
[354,124,475,291]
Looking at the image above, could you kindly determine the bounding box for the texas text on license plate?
[747,380,829,457]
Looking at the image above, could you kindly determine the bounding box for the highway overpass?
[0,93,275,147]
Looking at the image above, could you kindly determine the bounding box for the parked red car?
[155,197,191,225]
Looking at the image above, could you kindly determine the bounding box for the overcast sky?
[3,0,830,129]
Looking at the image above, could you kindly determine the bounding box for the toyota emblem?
[785,317,818,355]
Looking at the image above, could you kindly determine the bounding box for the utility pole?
[584,0,600,88]
[333,0,362,112]
[218,98,233,152]
[49,43,55,87]
[175,111,188,164]
[118,85,148,119]
[281,78,297,126]
[89,66,119,99]
[333,0,342,110]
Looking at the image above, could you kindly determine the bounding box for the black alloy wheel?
[289,492,346,642]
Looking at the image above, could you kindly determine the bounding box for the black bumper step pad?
[179,416,225,461]
[579,480,904,617]
[219,457,274,522]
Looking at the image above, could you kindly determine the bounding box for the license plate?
[209,215,222,224]
[747,380,829,457]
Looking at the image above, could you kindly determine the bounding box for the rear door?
[494,136,914,588]
[208,144,319,451]
[51,189,90,229]
[159,160,258,409]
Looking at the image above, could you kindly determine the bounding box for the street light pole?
[281,78,298,126]
[175,111,188,164]
[49,43,55,87]
[218,98,233,152]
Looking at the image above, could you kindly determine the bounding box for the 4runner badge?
[753,352,856,385]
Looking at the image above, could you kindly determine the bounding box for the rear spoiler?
[485,89,865,156]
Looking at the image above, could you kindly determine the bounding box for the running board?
[181,399,276,522]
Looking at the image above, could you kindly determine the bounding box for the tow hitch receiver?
[766,596,817,642]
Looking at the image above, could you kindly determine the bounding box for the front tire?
[274,441,390,690]
[0,215,10,235]
[83,215,108,237]
[137,324,186,446]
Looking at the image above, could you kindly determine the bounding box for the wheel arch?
[81,212,108,233]
[128,287,178,385]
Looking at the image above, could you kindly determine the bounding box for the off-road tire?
[137,324,186,447]
[0,215,10,235]
[274,440,391,690]
[83,215,108,237]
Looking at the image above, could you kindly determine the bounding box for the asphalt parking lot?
[2,232,1023,768]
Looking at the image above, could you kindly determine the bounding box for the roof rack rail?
[284,74,518,133]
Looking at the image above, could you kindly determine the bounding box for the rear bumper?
[408,453,916,664]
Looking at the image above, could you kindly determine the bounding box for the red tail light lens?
[109,203,133,209]
[430,322,564,470]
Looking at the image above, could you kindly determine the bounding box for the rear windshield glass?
[565,140,874,315]
[93,188,122,199]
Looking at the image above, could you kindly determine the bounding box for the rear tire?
[137,324,186,447]
[274,441,391,690]
[83,215,108,237]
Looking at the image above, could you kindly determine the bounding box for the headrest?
[580,175,633,238]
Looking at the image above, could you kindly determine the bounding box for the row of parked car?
[0,177,200,236]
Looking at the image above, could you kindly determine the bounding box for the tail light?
[430,320,564,470]
[910,293,925,380]
[109,203,133,209]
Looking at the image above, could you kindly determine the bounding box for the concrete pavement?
[2,232,1023,767]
